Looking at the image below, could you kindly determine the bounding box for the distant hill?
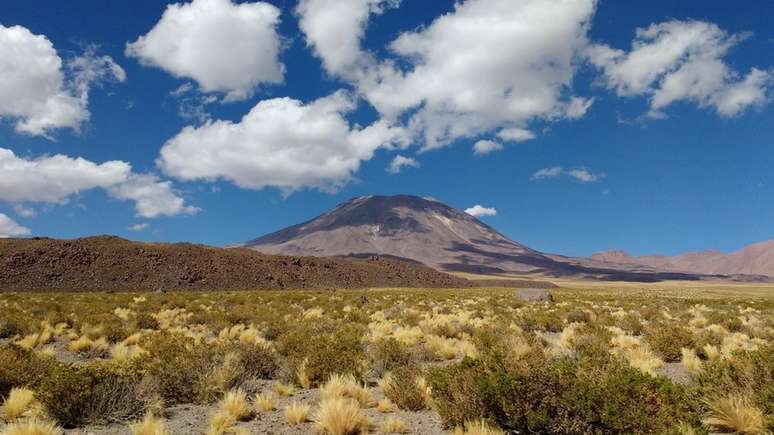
[592,240,774,277]
[243,195,719,282]
[0,236,472,292]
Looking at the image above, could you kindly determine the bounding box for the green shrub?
[427,347,701,434]
[646,323,695,362]
[275,320,366,387]
[0,344,55,399]
[693,344,774,431]
[37,362,156,427]
[136,333,221,405]
[232,342,279,381]
[370,338,416,378]
[382,365,429,411]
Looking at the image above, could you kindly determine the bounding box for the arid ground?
[1,281,773,434]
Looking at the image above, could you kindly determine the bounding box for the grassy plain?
[1,282,773,434]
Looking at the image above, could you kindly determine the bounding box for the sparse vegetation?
[0,286,772,433]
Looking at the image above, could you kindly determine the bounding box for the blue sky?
[0,0,772,257]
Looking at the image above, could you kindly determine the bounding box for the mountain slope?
[0,235,472,292]
[592,240,774,277]
[244,195,706,281]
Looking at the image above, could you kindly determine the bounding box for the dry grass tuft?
[219,389,252,421]
[320,374,374,408]
[680,348,703,374]
[376,398,394,413]
[253,392,277,413]
[452,419,504,435]
[1,418,61,435]
[702,394,764,434]
[314,397,372,435]
[378,417,409,433]
[1,388,43,422]
[274,382,296,397]
[283,401,311,425]
[129,413,170,435]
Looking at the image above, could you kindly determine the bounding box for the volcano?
[243,195,709,281]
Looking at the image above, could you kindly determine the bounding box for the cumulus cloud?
[126,0,283,101]
[157,91,408,194]
[587,20,772,117]
[0,213,30,237]
[497,128,537,143]
[567,167,604,183]
[465,205,497,217]
[129,223,149,232]
[346,0,597,150]
[12,205,36,218]
[387,154,419,173]
[296,0,399,80]
[531,166,563,180]
[108,174,200,218]
[472,140,503,156]
[531,166,604,183]
[0,24,125,137]
[0,148,196,218]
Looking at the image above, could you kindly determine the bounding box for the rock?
[515,288,553,303]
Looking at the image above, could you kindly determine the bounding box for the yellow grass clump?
[274,382,296,397]
[320,374,374,408]
[376,398,394,413]
[452,419,504,435]
[1,388,42,422]
[253,392,277,413]
[129,413,170,435]
[703,394,764,434]
[219,389,252,421]
[680,348,702,374]
[314,397,372,435]
[378,417,409,433]
[283,401,311,425]
[1,418,61,435]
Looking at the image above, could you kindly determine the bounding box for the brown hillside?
[0,236,472,292]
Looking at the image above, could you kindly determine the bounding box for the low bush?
[646,323,695,362]
[369,338,416,378]
[37,362,158,427]
[381,366,430,411]
[0,345,56,399]
[275,321,366,387]
[427,347,701,434]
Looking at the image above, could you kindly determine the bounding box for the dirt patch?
[58,382,447,435]
[0,236,472,292]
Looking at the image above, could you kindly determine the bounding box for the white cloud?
[12,205,36,218]
[158,91,408,194]
[129,223,149,232]
[126,0,283,101]
[352,0,597,150]
[465,205,497,217]
[567,167,604,183]
[587,20,771,117]
[0,24,125,137]
[0,148,196,218]
[0,213,30,237]
[497,128,536,143]
[108,174,200,218]
[472,140,503,156]
[532,166,563,180]
[532,166,604,183]
[296,0,399,80]
[387,155,419,173]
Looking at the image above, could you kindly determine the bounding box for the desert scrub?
[369,338,416,378]
[134,332,224,405]
[693,343,774,431]
[427,347,701,434]
[0,345,56,400]
[380,365,431,411]
[36,361,159,427]
[646,323,696,362]
[275,320,366,387]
